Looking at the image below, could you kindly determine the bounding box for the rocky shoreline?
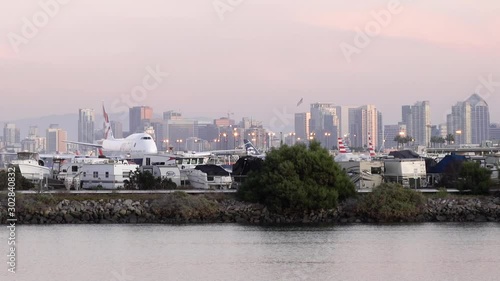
[1,194,500,224]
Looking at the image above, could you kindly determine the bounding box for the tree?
[430,136,438,148]
[437,136,446,147]
[445,134,455,145]
[237,141,355,212]
[394,135,413,149]
[457,161,492,195]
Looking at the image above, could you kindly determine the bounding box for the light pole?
[324,132,331,149]
[233,132,239,149]
[176,139,183,151]
[456,130,462,146]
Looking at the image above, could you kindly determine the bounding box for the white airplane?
[65,105,158,157]
[243,139,266,159]
[334,133,376,162]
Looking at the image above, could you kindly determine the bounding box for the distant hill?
[1,113,271,141]
[1,113,130,141]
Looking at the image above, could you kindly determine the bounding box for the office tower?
[110,121,123,139]
[3,123,20,146]
[466,94,490,144]
[401,101,431,146]
[129,106,153,133]
[294,112,311,141]
[78,108,95,144]
[335,106,356,138]
[447,101,472,145]
[348,105,378,148]
[46,125,68,153]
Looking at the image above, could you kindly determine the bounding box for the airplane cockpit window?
[141,137,152,140]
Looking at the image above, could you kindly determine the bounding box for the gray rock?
[64,214,74,223]
[436,215,447,222]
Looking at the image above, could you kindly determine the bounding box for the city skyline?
[1,93,496,154]
[0,1,499,126]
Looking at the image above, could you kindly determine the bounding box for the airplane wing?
[39,153,76,159]
[64,140,103,148]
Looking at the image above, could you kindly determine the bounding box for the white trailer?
[140,165,181,187]
[383,159,427,188]
[79,161,139,189]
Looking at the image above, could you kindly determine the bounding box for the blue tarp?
[428,154,466,174]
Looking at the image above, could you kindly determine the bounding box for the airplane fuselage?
[101,133,158,155]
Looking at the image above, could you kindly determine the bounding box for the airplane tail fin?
[102,104,114,140]
[243,139,260,155]
[368,133,376,157]
[338,138,347,154]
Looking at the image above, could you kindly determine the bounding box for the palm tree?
[437,137,446,148]
[430,136,438,148]
[394,135,404,149]
[445,134,455,145]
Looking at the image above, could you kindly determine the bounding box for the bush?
[150,192,219,219]
[357,183,425,222]
[0,167,35,191]
[237,141,355,212]
[457,161,492,195]
[125,169,177,190]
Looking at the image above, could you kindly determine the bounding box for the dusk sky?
[1,0,499,130]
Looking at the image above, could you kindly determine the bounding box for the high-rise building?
[310,103,339,133]
[377,111,383,151]
[78,108,95,144]
[466,94,490,144]
[129,106,153,133]
[489,124,500,141]
[446,94,490,145]
[110,121,123,139]
[447,101,472,145]
[3,123,20,146]
[294,112,311,141]
[335,105,356,138]
[348,105,378,148]
[401,101,431,146]
[46,125,68,153]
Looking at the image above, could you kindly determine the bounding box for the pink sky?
[0,0,499,127]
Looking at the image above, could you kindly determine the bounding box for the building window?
[105,172,109,178]
[93,171,98,178]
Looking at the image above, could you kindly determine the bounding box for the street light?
[233,132,238,149]
[324,132,331,149]
[176,139,183,151]
[456,130,462,146]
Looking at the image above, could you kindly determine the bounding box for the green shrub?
[126,169,177,190]
[434,187,448,198]
[457,162,492,195]
[357,183,425,222]
[150,192,218,219]
[237,141,355,212]
[0,167,35,191]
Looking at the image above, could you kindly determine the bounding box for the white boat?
[185,164,232,189]
[10,152,51,182]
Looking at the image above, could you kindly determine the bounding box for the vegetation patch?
[150,192,219,220]
[356,183,425,222]
[237,141,355,212]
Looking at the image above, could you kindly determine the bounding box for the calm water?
[1,223,500,281]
